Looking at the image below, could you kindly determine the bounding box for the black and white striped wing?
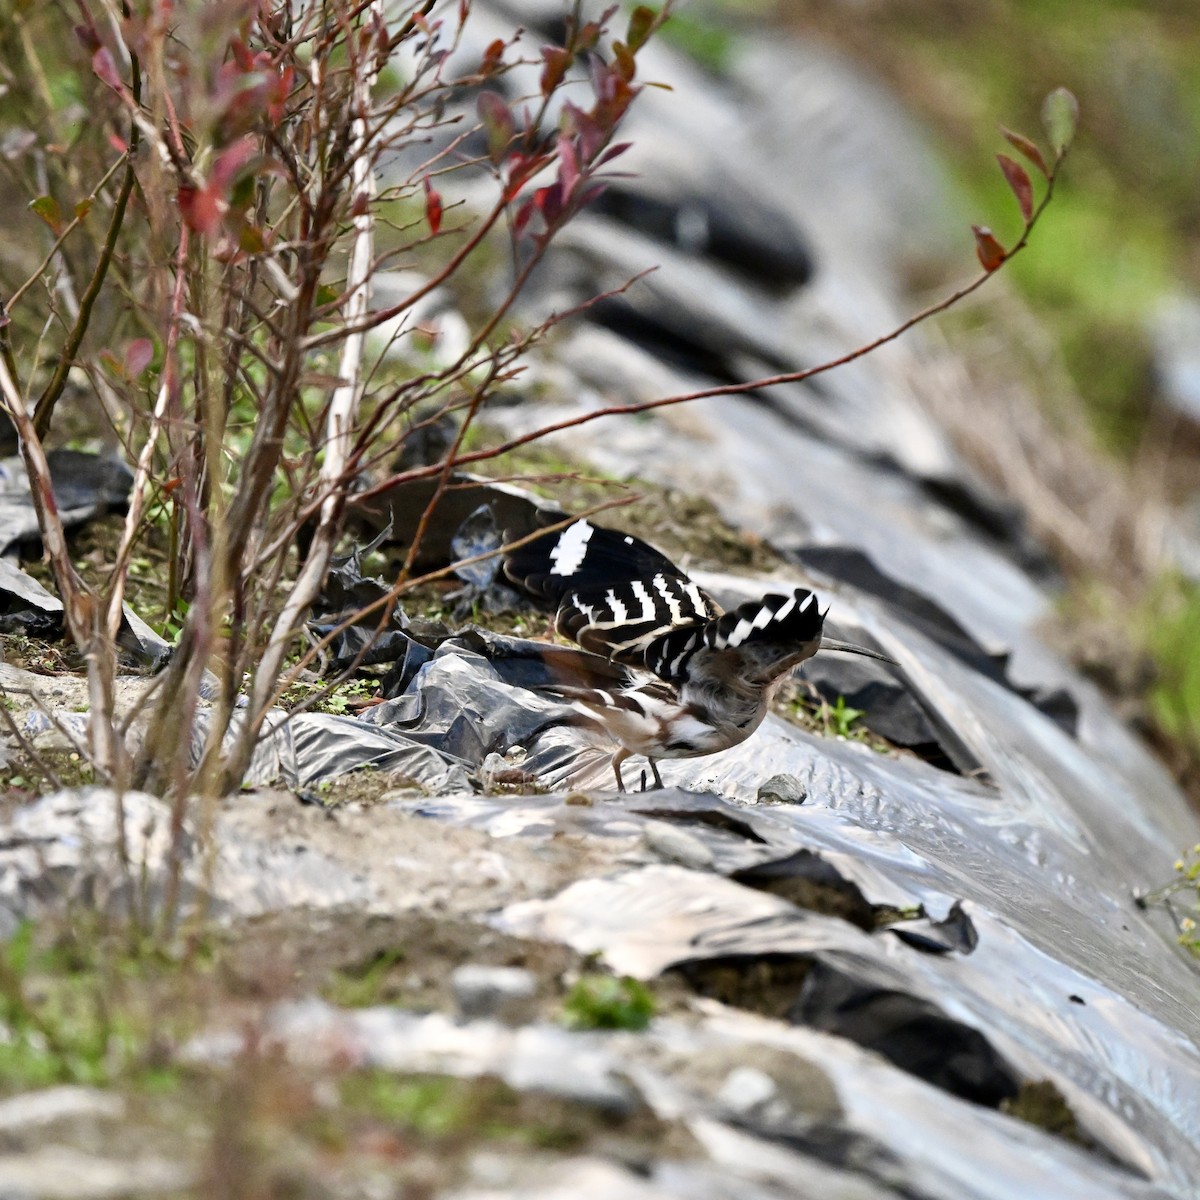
[651,588,827,686]
[559,572,717,664]
[504,519,720,668]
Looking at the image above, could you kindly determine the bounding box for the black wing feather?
[504,519,823,687]
[505,520,720,669]
[503,519,686,602]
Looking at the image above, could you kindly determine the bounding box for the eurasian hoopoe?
[504,518,892,791]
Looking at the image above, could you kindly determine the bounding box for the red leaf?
[597,141,631,166]
[996,154,1034,223]
[92,47,121,90]
[1000,126,1048,180]
[972,225,1006,273]
[108,134,129,154]
[503,151,551,201]
[563,101,605,161]
[540,46,570,96]
[588,61,635,131]
[124,338,153,379]
[557,135,579,198]
[567,5,616,54]
[476,91,515,164]
[576,19,603,51]
[423,176,443,234]
[373,16,390,65]
[73,23,101,53]
[534,182,563,224]
[481,38,505,73]
[230,38,254,70]
[513,197,536,238]
[178,181,223,235]
[211,137,257,191]
[268,66,294,125]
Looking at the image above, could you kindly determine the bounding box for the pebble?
[451,964,538,1023]
[756,774,807,805]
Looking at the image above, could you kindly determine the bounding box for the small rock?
[451,964,538,1023]
[642,821,715,870]
[479,747,537,792]
[716,1065,778,1116]
[757,774,807,805]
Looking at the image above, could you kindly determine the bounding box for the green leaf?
[5,920,34,976]
[1041,88,1079,159]
[626,5,657,52]
[29,195,63,236]
[612,40,636,82]
[98,348,124,379]
[477,92,515,165]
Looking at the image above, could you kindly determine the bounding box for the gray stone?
[756,774,807,805]
[451,964,538,1023]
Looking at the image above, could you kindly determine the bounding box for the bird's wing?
[655,588,827,685]
[559,572,718,664]
[504,519,720,668]
[504,519,692,602]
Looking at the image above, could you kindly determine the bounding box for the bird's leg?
[648,759,664,789]
[611,748,630,793]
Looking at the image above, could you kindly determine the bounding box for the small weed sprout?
[826,695,866,739]
[561,973,656,1032]
[1137,843,1200,958]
